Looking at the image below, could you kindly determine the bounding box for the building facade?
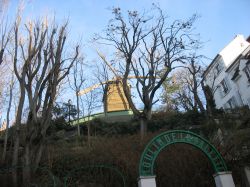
[203,35,250,109]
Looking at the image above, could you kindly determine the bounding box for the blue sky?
[4,0,250,114]
[8,0,250,60]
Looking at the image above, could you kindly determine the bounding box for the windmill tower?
[103,80,130,113]
[78,79,131,113]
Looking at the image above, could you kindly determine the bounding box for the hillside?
[1,110,250,187]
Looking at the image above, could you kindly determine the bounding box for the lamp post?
[68,99,72,123]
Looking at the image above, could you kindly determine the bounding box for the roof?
[219,35,246,57]
[225,54,242,73]
[225,45,250,73]
[203,35,250,79]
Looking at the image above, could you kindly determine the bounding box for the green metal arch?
[139,130,228,176]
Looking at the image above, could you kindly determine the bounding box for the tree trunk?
[201,82,215,116]
[23,144,31,186]
[34,142,44,171]
[139,107,152,140]
[1,121,8,163]
[194,91,205,113]
[12,86,25,187]
[2,80,13,163]
[22,136,45,186]
[87,122,91,147]
[140,117,147,140]
[76,94,80,136]
[12,132,20,187]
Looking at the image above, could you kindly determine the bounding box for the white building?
[203,35,250,109]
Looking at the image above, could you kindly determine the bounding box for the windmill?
[78,51,163,114]
[78,51,132,113]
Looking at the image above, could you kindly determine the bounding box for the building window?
[220,79,229,94]
[244,64,250,81]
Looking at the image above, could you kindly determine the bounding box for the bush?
[82,119,139,136]
[48,117,75,135]
[42,134,216,187]
[80,111,207,136]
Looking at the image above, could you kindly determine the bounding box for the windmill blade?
[78,78,119,96]
[127,75,161,79]
[96,50,120,78]
[78,81,107,96]
[96,50,162,81]
[127,76,147,79]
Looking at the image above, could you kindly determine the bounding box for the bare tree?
[167,58,205,112]
[0,59,8,107]
[82,88,100,146]
[94,52,116,115]
[201,69,220,116]
[96,6,201,138]
[184,59,205,113]
[0,0,10,66]
[1,72,15,163]
[161,77,180,111]
[12,16,26,186]
[162,71,196,111]
[68,57,85,136]
[0,0,9,15]
[12,19,79,184]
